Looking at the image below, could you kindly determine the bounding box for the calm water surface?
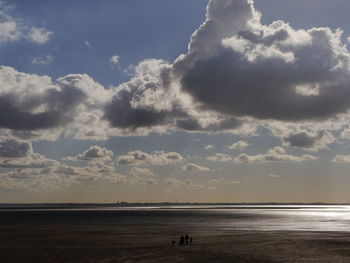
[1,205,350,232]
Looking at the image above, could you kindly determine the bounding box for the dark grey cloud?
[103,60,176,130]
[285,132,317,148]
[169,0,350,123]
[0,87,84,130]
[0,136,58,168]
[0,67,82,131]
[282,130,334,151]
[176,117,242,132]
[0,137,32,158]
[178,31,350,121]
[104,89,169,129]
[103,59,245,134]
[0,67,112,140]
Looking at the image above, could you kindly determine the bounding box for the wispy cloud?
[110,55,121,68]
[28,27,52,44]
[234,147,318,163]
[32,55,53,65]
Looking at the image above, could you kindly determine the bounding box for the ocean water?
[1,205,350,232]
[203,205,350,232]
[154,205,350,232]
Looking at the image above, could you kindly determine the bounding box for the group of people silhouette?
[171,234,192,246]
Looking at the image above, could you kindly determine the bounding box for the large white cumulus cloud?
[102,0,350,141]
[176,0,350,121]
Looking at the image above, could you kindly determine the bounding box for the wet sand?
[1,209,350,262]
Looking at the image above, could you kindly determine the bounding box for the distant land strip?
[0,202,350,210]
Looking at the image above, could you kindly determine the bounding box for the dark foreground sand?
[1,210,350,262]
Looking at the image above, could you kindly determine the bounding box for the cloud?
[269,174,280,178]
[0,3,21,44]
[176,116,244,133]
[208,179,221,185]
[0,154,155,190]
[282,130,334,151]
[234,146,318,163]
[183,179,204,189]
[110,55,121,68]
[32,55,53,65]
[142,178,158,185]
[99,173,130,184]
[129,167,158,177]
[228,140,250,150]
[0,137,31,158]
[182,163,210,171]
[117,150,183,166]
[332,155,350,163]
[175,0,350,122]
[99,0,350,140]
[0,168,73,191]
[2,0,350,146]
[0,66,112,140]
[66,145,113,161]
[0,163,133,191]
[340,128,350,140]
[104,59,177,131]
[0,66,82,130]
[28,27,52,44]
[0,20,20,43]
[53,165,82,175]
[0,145,162,191]
[206,153,232,162]
[0,136,58,168]
[85,40,91,48]
[165,178,182,186]
[0,3,52,45]
[103,58,248,135]
[204,144,214,150]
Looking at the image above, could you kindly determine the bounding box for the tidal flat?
[1,206,350,262]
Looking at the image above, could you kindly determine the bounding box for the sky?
[1,0,350,203]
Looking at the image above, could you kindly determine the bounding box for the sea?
[1,205,350,232]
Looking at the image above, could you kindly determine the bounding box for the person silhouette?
[185,234,189,245]
[179,235,185,246]
[171,240,176,247]
[189,236,192,245]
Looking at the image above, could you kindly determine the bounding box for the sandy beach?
[1,208,350,262]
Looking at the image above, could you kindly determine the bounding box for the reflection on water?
[124,205,350,232]
[211,206,350,232]
[2,205,350,232]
